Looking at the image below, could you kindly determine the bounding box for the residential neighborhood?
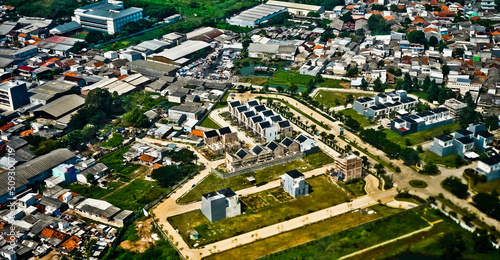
[0,0,500,259]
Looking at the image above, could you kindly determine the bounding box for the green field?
[206,205,394,260]
[340,108,374,127]
[199,116,221,129]
[314,90,373,108]
[177,151,334,204]
[412,91,429,101]
[338,178,367,197]
[104,179,169,211]
[318,78,348,89]
[67,182,124,199]
[169,175,350,247]
[384,123,461,148]
[348,209,500,260]
[264,210,430,260]
[72,32,88,39]
[268,70,314,87]
[465,173,500,194]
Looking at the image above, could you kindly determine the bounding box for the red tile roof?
[139,154,155,163]
[0,122,15,132]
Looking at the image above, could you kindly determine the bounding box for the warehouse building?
[74,0,143,34]
[266,0,324,16]
[227,4,287,28]
[32,94,85,120]
[148,40,211,66]
[127,59,178,79]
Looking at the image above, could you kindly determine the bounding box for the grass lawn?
[384,123,461,148]
[66,182,124,199]
[268,70,315,87]
[370,204,405,217]
[101,133,124,148]
[420,150,465,168]
[318,78,348,89]
[264,210,430,260]
[99,146,140,175]
[214,91,230,110]
[199,116,221,129]
[238,76,269,86]
[169,175,350,247]
[340,108,374,127]
[104,179,168,212]
[177,151,334,204]
[468,178,500,194]
[314,90,373,108]
[72,32,88,39]
[348,209,500,260]
[206,207,384,260]
[338,178,367,197]
[412,92,429,101]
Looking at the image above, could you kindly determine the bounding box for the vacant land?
[178,151,333,204]
[266,209,430,260]
[384,123,461,148]
[206,204,403,260]
[67,182,123,199]
[338,179,367,197]
[340,108,374,127]
[314,90,373,108]
[169,175,350,246]
[348,209,500,260]
[104,179,168,211]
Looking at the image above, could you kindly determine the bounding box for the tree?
[422,76,431,92]
[485,115,499,131]
[442,64,450,78]
[340,11,354,22]
[276,86,284,93]
[72,41,88,53]
[374,163,384,174]
[402,73,413,92]
[377,60,385,68]
[151,165,185,187]
[86,173,94,184]
[288,84,298,94]
[360,78,368,91]
[85,30,105,45]
[420,163,439,174]
[373,77,384,92]
[361,156,369,166]
[427,80,439,102]
[307,11,320,17]
[439,232,465,260]
[70,88,114,129]
[400,148,420,165]
[31,139,58,156]
[442,176,468,199]
[123,107,150,128]
[428,36,439,47]
[407,30,426,44]
[367,14,391,35]
[345,65,358,77]
[473,228,494,252]
[170,148,197,165]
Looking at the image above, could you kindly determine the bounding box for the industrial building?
[74,0,143,34]
[266,0,324,16]
[0,81,30,110]
[227,4,287,28]
[31,94,85,121]
[148,40,211,66]
[126,59,178,79]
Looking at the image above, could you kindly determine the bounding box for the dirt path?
[120,218,156,253]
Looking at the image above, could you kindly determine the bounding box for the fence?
[256,203,429,259]
[213,153,305,179]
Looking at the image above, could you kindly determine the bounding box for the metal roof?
[33,94,85,118]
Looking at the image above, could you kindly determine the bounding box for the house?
[294,134,318,154]
[51,164,77,185]
[201,188,241,222]
[203,127,240,155]
[443,98,467,121]
[390,108,453,136]
[430,123,492,159]
[248,43,297,61]
[332,153,362,182]
[476,154,500,181]
[77,163,108,184]
[353,90,417,120]
[280,169,309,198]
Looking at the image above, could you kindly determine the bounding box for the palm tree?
[320,131,327,140]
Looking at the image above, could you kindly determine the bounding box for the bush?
[442,176,468,199]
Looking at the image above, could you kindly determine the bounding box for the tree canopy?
[367,15,391,35]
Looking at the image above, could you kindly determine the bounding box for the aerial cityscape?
[0,0,500,259]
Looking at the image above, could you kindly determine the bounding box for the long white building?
[74,0,143,34]
[227,4,287,28]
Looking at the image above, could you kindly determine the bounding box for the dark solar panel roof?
[218,126,232,135]
[477,131,494,138]
[236,149,248,159]
[434,107,448,113]
[202,191,218,199]
[218,188,236,197]
[258,121,271,128]
[278,120,291,128]
[266,141,278,150]
[252,145,264,155]
[286,169,304,179]
[236,105,248,112]
[253,104,267,112]
[456,129,472,136]
[251,115,263,123]
[270,115,283,122]
[295,134,308,143]
[247,100,259,107]
[229,101,241,108]
[281,137,294,146]
[204,130,218,138]
[435,134,453,142]
[243,111,256,118]
[393,118,405,123]
[480,155,500,166]
[261,110,274,117]
[456,137,474,144]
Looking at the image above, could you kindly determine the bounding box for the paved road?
[208,106,257,147]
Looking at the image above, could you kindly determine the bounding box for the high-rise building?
[0,81,29,110]
[333,153,363,182]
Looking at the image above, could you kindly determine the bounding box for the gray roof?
[80,163,108,177]
[0,149,74,196]
[49,21,81,34]
[33,94,85,118]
